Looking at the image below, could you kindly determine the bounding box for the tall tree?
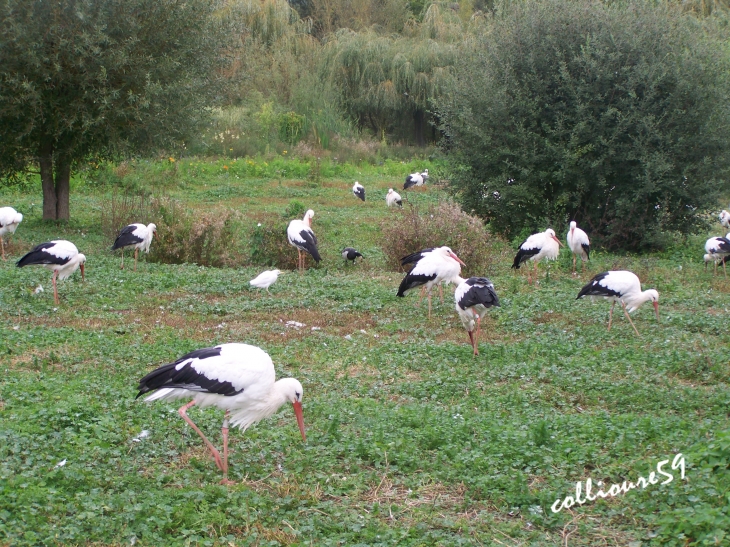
[0,0,234,220]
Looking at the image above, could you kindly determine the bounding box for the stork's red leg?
[220,410,234,485]
[608,300,616,331]
[52,271,59,305]
[474,315,481,356]
[178,401,224,471]
[467,330,475,353]
[572,255,577,275]
[418,286,426,307]
[120,248,125,270]
[134,248,139,272]
[621,301,641,337]
[428,292,432,319]
[439,283,444,304]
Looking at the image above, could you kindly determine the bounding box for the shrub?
[438,0,730,251]
[379,200,506,274]
[248,200,311,269]
[147,198,243,267]
[99,188,154,239]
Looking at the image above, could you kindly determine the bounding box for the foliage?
[0,0,235,219]
[99,188,155,239]
[653,429,730,546]
[147,198,243,267]
[438,0,730,251]
[380,199,507,273]
[249,200,310,269]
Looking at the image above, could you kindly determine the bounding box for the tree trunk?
[39,142,57,220]
[55,159,71,221]
[413,108,426,147]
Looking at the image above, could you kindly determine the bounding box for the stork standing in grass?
[566,221,590,274]
[400,247,445,303]
[386,189,402,207]
[576,270,659,336]
[287,209,321,272]
[16,240,86,305]
[136,343,306,484]
[404,169,428,190]
[704,236,730,277]
[111,223,156,270]
[0,207,23,260]
[352,182,365,202]
[397,246,465,318]
[454,276,500,356]
[512,228,563,284]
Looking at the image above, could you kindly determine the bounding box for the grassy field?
[1,158,729,546]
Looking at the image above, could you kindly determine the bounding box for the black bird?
[342,247,364,264]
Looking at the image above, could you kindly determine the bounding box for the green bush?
[147,198,243,267]
[438,0,730,251]
[248,200,311,269]
[379,200,507,274]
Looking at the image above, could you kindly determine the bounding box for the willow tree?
[321,4,464,145]
[0,0,234,220]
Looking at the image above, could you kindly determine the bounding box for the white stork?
[111,223,156,270]
[397,246,465,318]
[287,209,321,272]
[454,276,500,356]
[400,247,446,303]
[352,182,365,202]
[719,210,730,229]
[341,247,363,264]
[249,269,282,292]
[566,221,590,274]
[16,240,86,305]
[704,237,730,277]
[512,228,563,284]
[404,169,428,190]
[576,270,659,337]
[386,189,402,207]
[136,343,305,483]
[0,206,23,260]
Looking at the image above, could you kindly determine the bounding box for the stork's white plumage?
[705,237,730,277]
[566,221,590,274]
[719,210,730,229]
[137,343,306,483]
[287,209,321,272]
[397,246,465,318]
[386,188,402,207]
[353,181,365,202]
[249,269,282,292]
[16,240,86,305]
[576,270,659,336]
[0,206,23,260]
[512,228,563,284]
[404,170,426,190]
[454,276,500,356]
[111,223,156,270]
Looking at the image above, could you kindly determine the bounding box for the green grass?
[1,158,729,546]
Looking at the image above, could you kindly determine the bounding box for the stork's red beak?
[552,235,564,247]
[653,301,660,323]
[293,400,306,442]
[449,252,466,266]
[80,263,85,282]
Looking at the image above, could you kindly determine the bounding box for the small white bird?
[719,210,730,228]
[0,206,23,260]
[566,221,590,274]
[454,276,500,356]
[137,343,306,483]
[111,223,157,271]
[16,240,86,305]
[287,209,321,272]
[386,188,402,207]
[705,237,730,277]
[352,182,365,202]
[512,228,563,284]
[249,269,282,292]
[576,270,659,336]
